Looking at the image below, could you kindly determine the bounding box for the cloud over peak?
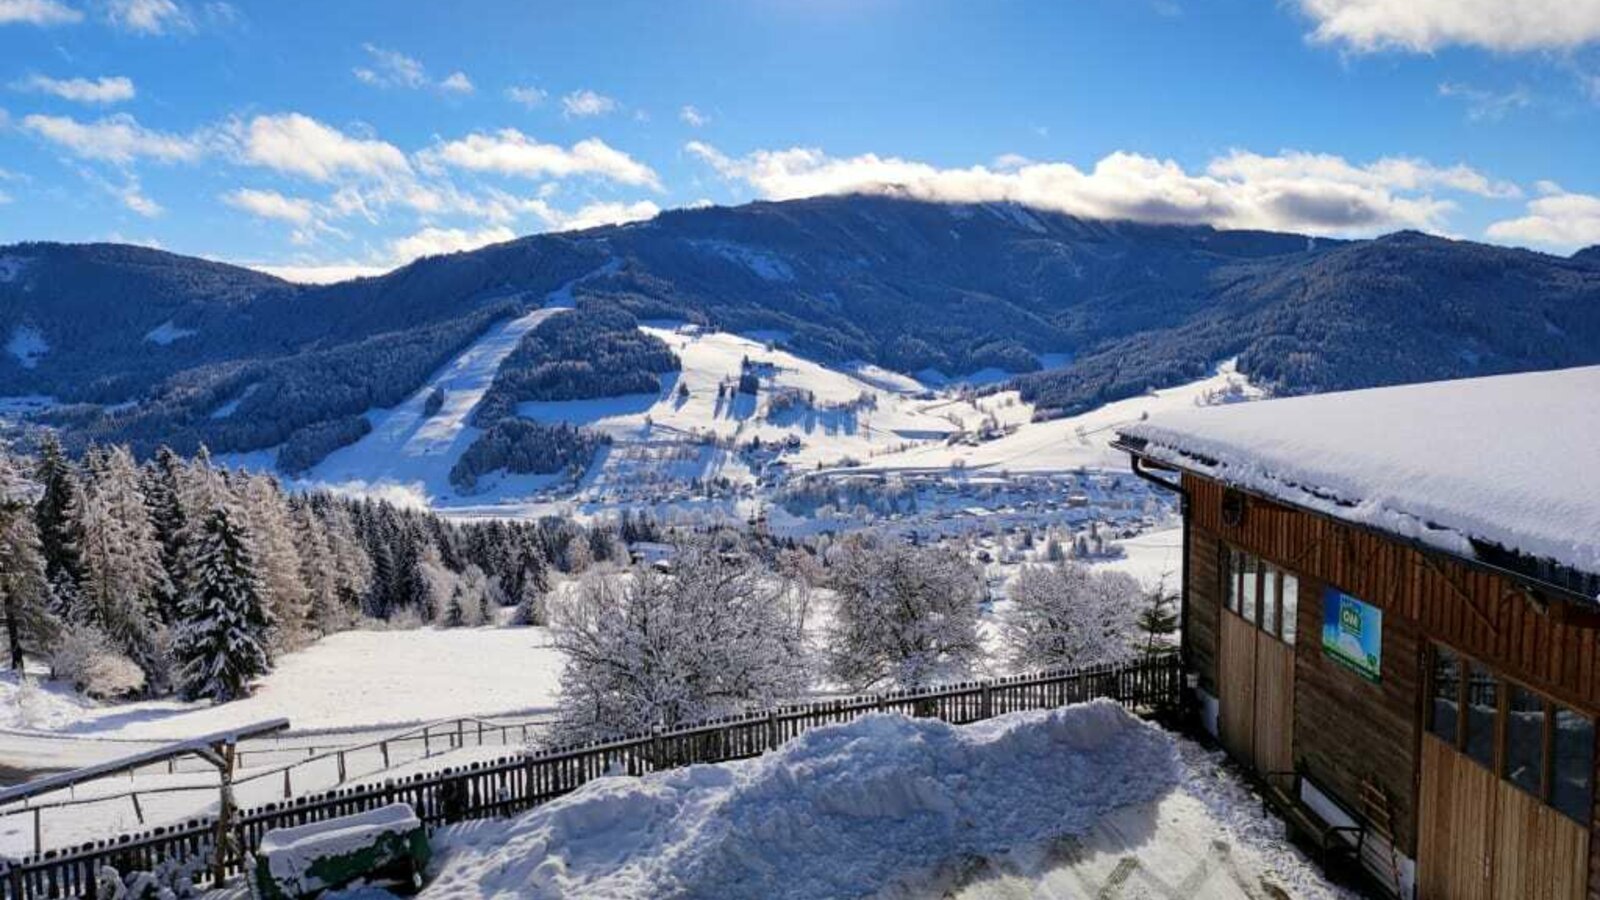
[687,141,1516,237]
[23,112,205,164]
[561,89,617,118]
[238,113,411,182]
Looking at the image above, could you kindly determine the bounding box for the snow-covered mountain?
[2,194,1599,515]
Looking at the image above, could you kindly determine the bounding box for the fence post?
[31,806,40,857]
[980,683,992,720]
[381,741,390,769]
[766,711,780,752]
[337,751,347,784]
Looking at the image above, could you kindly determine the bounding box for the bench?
[254,802,430,900]
[1259,770,1364,871]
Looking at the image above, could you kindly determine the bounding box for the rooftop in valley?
[1116,365,1600,593]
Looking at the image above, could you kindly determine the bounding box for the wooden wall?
[1183,471,1600,866]
[1187,524,1222,695]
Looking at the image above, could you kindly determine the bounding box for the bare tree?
[824,534,983,691]
[1000,563,1141,672]
[551,540,807,743]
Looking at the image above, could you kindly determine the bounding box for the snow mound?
[424,700,1180,899]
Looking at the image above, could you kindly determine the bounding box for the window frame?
[1221,543,1298,646]
[1425,641,1596,826]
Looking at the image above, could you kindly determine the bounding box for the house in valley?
[1114,365,1600,899]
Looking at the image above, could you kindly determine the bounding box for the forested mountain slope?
[2,195,1598,462]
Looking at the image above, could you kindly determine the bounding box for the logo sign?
[1322,588,1382,682]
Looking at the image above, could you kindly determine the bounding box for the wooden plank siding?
[1183,470,1600,870]
[1187,525,1223,696]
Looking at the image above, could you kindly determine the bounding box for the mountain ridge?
[2,195,1598,470]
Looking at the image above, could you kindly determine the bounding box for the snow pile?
[423,700,1180,899]
[1122,365,1600,580]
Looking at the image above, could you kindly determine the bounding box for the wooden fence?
[0,654,1180,899]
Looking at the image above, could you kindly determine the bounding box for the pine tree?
[173,505,272,703]
[0,455,56,669]
[143,447,188,624]
[33,434,85,615]
[241,475,310,651]
[1137,578,1181,659]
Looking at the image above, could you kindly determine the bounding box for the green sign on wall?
[1322,587,1382,682]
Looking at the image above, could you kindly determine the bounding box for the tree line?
[0,436,633,703]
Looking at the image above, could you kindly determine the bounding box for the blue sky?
[1,0,1599,280]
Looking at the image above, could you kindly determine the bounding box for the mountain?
[2,196,1598,470]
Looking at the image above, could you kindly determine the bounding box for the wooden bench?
[1259,770,1365,871]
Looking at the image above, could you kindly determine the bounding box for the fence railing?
[0,654,1180,899]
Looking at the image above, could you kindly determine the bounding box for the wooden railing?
[0,654,1179,899]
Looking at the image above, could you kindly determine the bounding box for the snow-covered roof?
[1118,365,1600,585]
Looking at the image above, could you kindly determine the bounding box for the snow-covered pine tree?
[32,434,85,617]
[77,446,171,691]
[0,453,56,669]
[1137,577,1180,659]
[142,446,188,624]
[173,504,272,703]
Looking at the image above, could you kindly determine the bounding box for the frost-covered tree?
[240,475,310,652]
[824,535,984,690]
[552,541,806,742]
[1137,577,1180,659]
[77,446,170,690]
[173,505,272,703]
[1000,563,1142,672]
[142,447,188,624]
[0,454,56,669]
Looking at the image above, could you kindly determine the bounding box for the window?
[1503,684,1545,796]
[1224,546,1299,646]
[1552,707,1595,824]
[1430,643,1596,826]
[1464,661,1499,768]
[1226,549,1241,614]
[1260,565,1279,636]
[1280,574,1298,645]
[1240,554,1258,625]
[1428,645,1461,744]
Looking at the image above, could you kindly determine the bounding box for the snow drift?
[422,700,1181,899]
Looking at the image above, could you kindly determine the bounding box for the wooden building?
[1114,365,1600,900]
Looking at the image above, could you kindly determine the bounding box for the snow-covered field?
[1,626,564,741]
[419,701,1352,900]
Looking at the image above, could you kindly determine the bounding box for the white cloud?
[355,45,472,95]
[1296,0,1600,53]
[222,187,315,225]
[107,0,191,34]
[23,112,204,163]
[679,105,710,128]
[238,113,411,182]
[0,0,81,25]
[353,43,427,89]
[687,141,1517,236]
[557,200,660,231]
[1486,182,1600,252]
[14,74,135,104]
[562,89,617,118]
[425,128,661,189]
[388,225,516,264]
[505,85,547,108]
[1438,82,1533,122]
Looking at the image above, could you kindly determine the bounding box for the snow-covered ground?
[1,626,564,742]
[418,701,1352,900]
